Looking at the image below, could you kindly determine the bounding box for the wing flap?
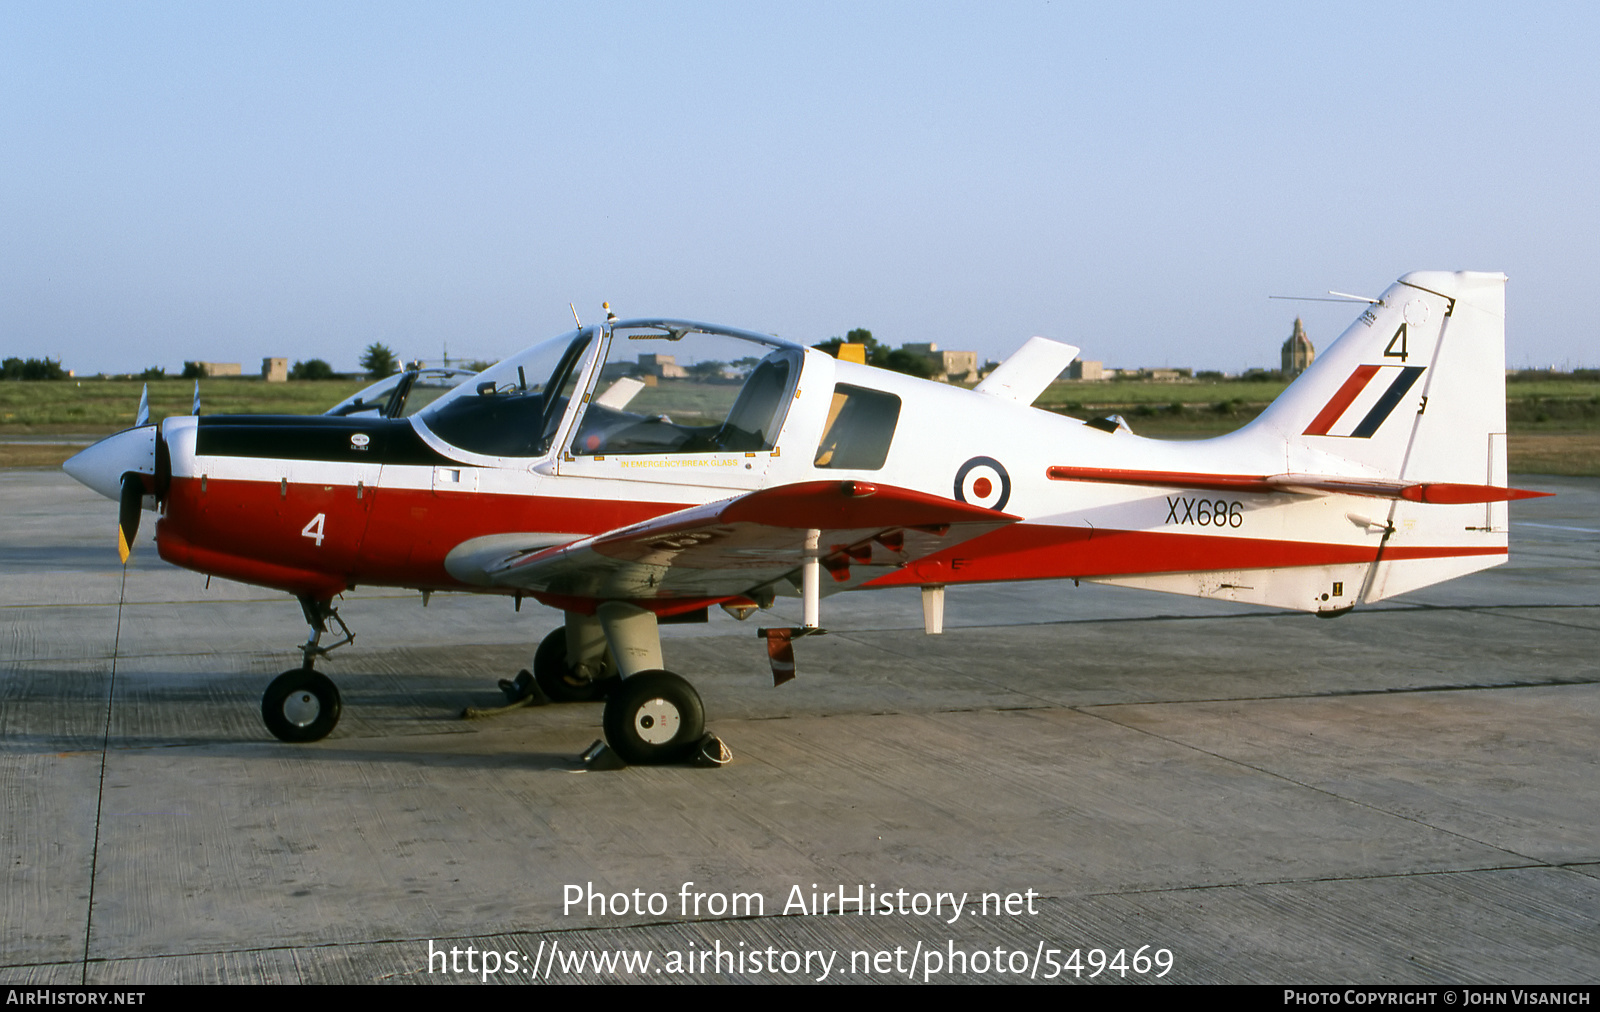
[481,480,1017,600]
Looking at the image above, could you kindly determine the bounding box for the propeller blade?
[192,380,201,415]
[118,473,143,564]
[136,384,150,427]
[154,424,171,500]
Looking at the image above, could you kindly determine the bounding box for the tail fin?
[1251,270,1513,601]
[1251,271,1506,479]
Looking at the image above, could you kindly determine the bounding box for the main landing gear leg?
[594,602,707,766]
[260,596,351,743]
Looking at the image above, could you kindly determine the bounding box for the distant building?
[636,353,688,379]
[902,342,978,383]
[197,362,242,378]
[261,358,288,382]
[601,354,687,383]
[1282,318,1314,378]
[1066,363,1194,381]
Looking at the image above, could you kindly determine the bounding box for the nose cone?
[63,425,158,501]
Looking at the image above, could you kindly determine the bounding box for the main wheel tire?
[533,627,619,703]
[262,668,342,742]
[601,670,705,765]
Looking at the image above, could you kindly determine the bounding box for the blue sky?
[3,2,1596,375]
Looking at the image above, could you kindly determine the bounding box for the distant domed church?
[1281,318,1315,378]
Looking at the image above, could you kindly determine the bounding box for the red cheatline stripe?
[1304,364,1381,436]
[861,523,1507,588]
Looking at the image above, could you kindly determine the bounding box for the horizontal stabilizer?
[1045,465,1550,504]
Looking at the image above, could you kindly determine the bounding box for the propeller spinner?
[63,422,161,563]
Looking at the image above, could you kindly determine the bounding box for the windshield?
[415,329,594,458]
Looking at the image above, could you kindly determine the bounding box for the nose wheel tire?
[602,670,704,765]
[262,669,342,742]
[533,627,619,703]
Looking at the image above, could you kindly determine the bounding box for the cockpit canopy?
[413,321,803,461]
[326,367,477,420]
[569,322,800,457]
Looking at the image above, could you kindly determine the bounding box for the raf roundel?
[954,456,1011,511]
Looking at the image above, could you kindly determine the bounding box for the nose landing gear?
[261,596,353,743]
[261,668,342,743]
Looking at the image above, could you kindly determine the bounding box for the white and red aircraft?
[64,270,1547,764]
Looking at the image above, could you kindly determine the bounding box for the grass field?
[4,374,1596,475]
[0,377,369,433]
[1033,377,1599,474]
[1504,433,1600,476]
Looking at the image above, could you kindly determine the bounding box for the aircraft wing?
[1045,466,1550,504]
[476,480,1018,602]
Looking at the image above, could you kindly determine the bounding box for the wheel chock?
[578,739,628,771]
[461,670,551,719]
[691,733,732,767]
